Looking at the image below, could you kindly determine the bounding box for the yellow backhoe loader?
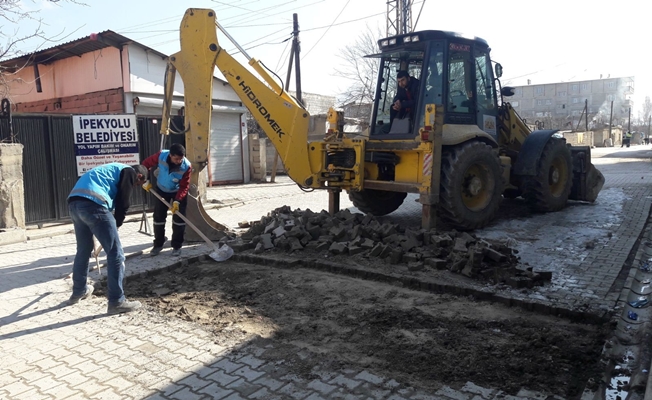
[161,8,604,237]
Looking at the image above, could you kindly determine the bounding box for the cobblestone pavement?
[1,145,651,399]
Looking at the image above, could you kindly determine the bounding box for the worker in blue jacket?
[67,163,147,315]
[141,143,192,257]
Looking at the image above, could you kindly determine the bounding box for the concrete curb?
[0,228,26,246]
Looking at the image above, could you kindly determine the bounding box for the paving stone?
[198,382,234,399]
[233,365,266,382]
[461,382,496,398]
[253,375,286,391]
[42,383,81,399]
[235,354,266,370]
[277,382,314,399]
[226,377,265,396]
[306,379,338,395]
[178,373,212,391]
[435,385,471,400]
[212,358,246,373]
[328,374,362,390]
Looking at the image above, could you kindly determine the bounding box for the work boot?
[150,236,167,256]
[171,248,181,257]
[68,285,94,305]
[107,300,142,315]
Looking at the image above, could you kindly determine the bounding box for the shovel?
[92,237,103,275]
[148,189,233,262]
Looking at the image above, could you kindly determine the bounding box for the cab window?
[447,43,473,114]
[371,50,424,135]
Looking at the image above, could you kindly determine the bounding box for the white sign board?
[72,115,140,176]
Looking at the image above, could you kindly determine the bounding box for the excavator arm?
[161,8,320,188]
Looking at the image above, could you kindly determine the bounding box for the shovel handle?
[148,189,217,249]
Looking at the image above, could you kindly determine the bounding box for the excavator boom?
[164,8,318,188]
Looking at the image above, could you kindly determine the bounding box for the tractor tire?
[348,189,407,216]
[523,138,573,212]
[503,188,522,199]
[439,142,504,230]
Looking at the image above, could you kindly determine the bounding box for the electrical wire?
[301,11,385,32]
[274,37,292,72]
[220,0,299,24]
[413,0,426,31]
[301,0,350,60]
[226,0,325,27]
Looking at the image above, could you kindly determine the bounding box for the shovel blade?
[209,244,234,262]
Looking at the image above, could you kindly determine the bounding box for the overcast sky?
[15,0,651,119]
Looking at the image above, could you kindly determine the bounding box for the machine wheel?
[503,188,522,199]
[348,189,407,216]
[523,138,573,212]
[439,142,504,230]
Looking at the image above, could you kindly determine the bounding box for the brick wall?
[14,88,124,114]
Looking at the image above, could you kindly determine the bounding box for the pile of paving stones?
[238,206,551,287]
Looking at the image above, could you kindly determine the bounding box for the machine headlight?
[389,38,397,45]
[411,35,419,42]
[403,36,411,43]
[380,40,389,47]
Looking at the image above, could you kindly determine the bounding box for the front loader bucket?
[569,146,605,203]
[184,192,230,242]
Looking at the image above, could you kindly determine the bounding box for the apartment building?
[506,76,634,130]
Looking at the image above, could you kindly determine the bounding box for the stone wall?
[248,134,267,182]
[561,131,594,147]
[0,144,25,229]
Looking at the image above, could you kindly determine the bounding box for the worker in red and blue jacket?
[141,143,192,257]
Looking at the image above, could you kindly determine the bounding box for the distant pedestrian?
[67,163,147,314]
[141,143,192,257]
[622,131,632,148]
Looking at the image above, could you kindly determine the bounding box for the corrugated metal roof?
[0,30,169,71]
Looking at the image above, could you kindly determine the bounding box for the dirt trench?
[125,260,609,398]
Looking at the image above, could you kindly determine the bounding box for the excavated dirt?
[126,260,610,398]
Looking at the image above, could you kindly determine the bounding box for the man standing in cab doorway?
[141,143,192,257]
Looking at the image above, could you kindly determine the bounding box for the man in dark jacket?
[67,163,147,314]
[141,143,192,257]
[390,70,421,124]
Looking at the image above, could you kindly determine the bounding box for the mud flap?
[184,191,230,242]
[569,146,605,203]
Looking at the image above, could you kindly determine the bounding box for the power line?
[301,11,385,32]
[302,0,350,59]
[226,0,325,27]
[274,36,293,71]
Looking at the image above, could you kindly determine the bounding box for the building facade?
[506,76,634,131]
[0,31,250,185]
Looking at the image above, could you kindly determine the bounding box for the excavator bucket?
[569,146,605,203]
[183,185,230,242]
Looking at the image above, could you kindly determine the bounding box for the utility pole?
[292,13,303,105]
[386,0,413,36]
[585,99,588,132]
[271,13,303,183]
[628,107,631,135]
[609,100,613,144]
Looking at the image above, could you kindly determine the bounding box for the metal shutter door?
[209,112,243,184]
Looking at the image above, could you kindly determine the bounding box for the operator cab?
[367,30,499,139]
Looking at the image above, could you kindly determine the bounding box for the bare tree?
[332,25,382,120]
[0,0,84,98]
[642,96,652,124]
[0,1,84,59]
